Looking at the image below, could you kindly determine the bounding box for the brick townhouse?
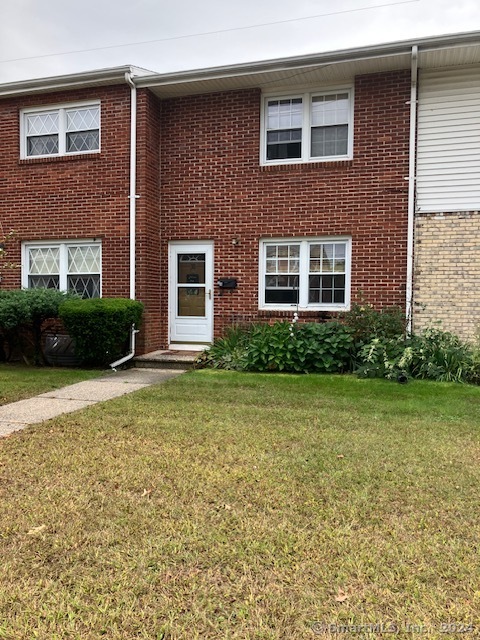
[0,30,479,357]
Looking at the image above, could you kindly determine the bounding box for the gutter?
[406,45,418,333]
[0,66,140,98]
[134,29,480,91]
[110,70,139,370]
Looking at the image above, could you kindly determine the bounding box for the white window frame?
[259,237,351,311]
[20,101,101,159]
[260,87,354,165]
[22,240,102,297]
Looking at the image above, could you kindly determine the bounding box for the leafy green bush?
[355,328,479,383]
[200,313,480,385]
[199,321,355,374]
[408,328,475,382]
[355,336,410,380]
[0,288,74,364]
[342,301,406,344]
[59,298,143,366]
[244,321,354,373]
[195,325,251,370]
[469,329,480,385]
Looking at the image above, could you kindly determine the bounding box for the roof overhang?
[136,30,480,98]
[0,30,479,100]
[0,65,153,99]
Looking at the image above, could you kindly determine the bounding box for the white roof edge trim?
[134,29,480,89]
[0,29,479,98]
[0,65,155,98]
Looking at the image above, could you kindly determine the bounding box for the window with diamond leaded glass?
[262,89,352,164]
[260,238,350,310]
[23,242,101,298]
[22,103,100,158]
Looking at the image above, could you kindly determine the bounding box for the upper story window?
[262,89,353,165]
[21,102,100,158]
[22,241,102,298]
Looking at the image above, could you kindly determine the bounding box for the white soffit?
[419,44,480,69]
[0,66,154,98]
[0,31,479,100]
[141,54,413,98]
[138,33,480,99]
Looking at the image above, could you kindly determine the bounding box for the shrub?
[201,315,480,385]
[298,322,355,373]
[201,321,355,374]
[408,328,474,383]
[59,298,143,366]
[355,328,479,384]
[0,288,74,364]
[355,336,409,380]
[195,325,250,370]
[342,301,407,344]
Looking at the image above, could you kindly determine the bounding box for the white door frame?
[168,241,214,349]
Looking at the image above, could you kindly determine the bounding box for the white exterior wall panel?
[417,66,480,212]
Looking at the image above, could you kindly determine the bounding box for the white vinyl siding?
[417,66,480,212]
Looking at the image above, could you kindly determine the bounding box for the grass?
[0,363,102,405]
[0,370,479,639]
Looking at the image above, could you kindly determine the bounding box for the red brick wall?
[0,84,163,355]
[0,84,131,298]
[0,69,411,354]
[135,89,162,353]
[160,70,411,344]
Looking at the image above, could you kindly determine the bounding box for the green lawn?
[0,371,479,639]
[0,363,102,405]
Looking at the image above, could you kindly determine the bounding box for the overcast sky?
[0,0,479,83]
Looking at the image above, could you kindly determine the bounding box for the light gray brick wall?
[413,211,480,342]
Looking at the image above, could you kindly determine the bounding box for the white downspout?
[406,45,418,334]
[110,71,139,370]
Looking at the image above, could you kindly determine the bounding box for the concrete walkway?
[0,368,185,438]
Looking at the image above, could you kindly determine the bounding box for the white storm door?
[169,242,214,345]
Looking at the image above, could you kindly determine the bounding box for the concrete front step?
[133,350,199,370]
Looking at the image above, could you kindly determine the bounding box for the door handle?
[207,289,212,300]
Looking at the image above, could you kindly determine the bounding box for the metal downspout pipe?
[110,71,139,370]
[406,45,418,333]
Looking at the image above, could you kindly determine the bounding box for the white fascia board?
[0,65,154,98]
[134,29,480,91]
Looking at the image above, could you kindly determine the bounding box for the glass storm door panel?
[177,253,206,316]
[169,243,213,345]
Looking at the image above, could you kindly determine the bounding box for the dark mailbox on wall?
[217,278,238,289]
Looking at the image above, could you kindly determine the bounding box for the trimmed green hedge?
[59,298,144,366]
[0,289,74,364]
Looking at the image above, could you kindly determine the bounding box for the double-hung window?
[23,241,102,298]
[260,238,351,310]
[263,89,352,164]
[21,102,100,158]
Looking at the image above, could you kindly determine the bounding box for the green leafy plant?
[201,321,355,374]
[0,288,74,364]
[342,300,406,343]
[195,325,251,370]
[355,336,408,380]
[468,327,480,385]
[290,321,355,373]
[408,328,474,383]
[59,298,143,366]
[355,328,479,384]
[243,322,299,372]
